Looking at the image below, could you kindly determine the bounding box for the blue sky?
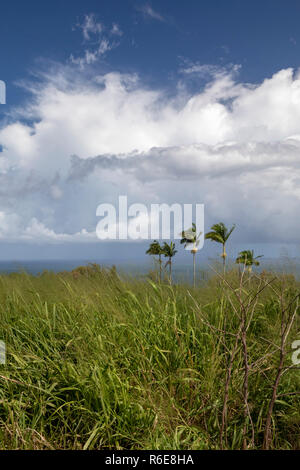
[2,0,300,100]
[1,1,300,261]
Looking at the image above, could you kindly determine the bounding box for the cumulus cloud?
[1,64,300,244]
[68,140,300,182]
[0,211,96,243]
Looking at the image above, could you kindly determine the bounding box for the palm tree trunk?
[193,252,196,288]
[222,243,226,275]
[169,257,172,284]
[159,254,162,282]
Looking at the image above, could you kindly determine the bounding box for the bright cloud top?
[1,65,300,243]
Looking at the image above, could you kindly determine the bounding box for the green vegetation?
[0,263,299,450]
[181,223,202,288]
[236,250,263,273]
[162,242,177,284]
[146,220,237,285]
[205,222,236,273]
[146,240,164,283]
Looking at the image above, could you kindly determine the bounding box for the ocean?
[0,257,299,283]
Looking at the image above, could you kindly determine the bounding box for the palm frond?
[181,225,202,250]
[146,240,163,256]
[205,231,223,244]
[162,241,177,258]
[235,249,263,267]
[205,222,235,245]
[224,224,236,241]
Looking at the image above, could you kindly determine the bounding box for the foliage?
[205,222,235,246]
[235,250,263,267]
[0,266,298,449]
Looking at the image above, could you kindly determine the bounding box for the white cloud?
[70,14,121,68]
[1,65,300,243]
[111,23,123,36]
[0,211,96,243]
[78,14,103,41]
[70,39,115,68]
[138,3,165,22]
[22,218,96,243]
[68,140,300,183]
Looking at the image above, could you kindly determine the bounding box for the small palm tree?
[205,222,235,273]
[162,241,177,284]
[235,250,263,273]
[180,223,202,287]
[146,240,164,282]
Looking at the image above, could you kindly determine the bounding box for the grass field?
[0,263,299,450]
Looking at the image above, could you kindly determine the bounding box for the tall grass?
[0,264,299,449]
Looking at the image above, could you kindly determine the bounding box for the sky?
[1,0,300,261]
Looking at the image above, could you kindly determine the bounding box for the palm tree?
[205,222,235,273]
[146,240,164,282]
[180,223,202,288]
[162,241,177,284]
[235,250,263,273]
